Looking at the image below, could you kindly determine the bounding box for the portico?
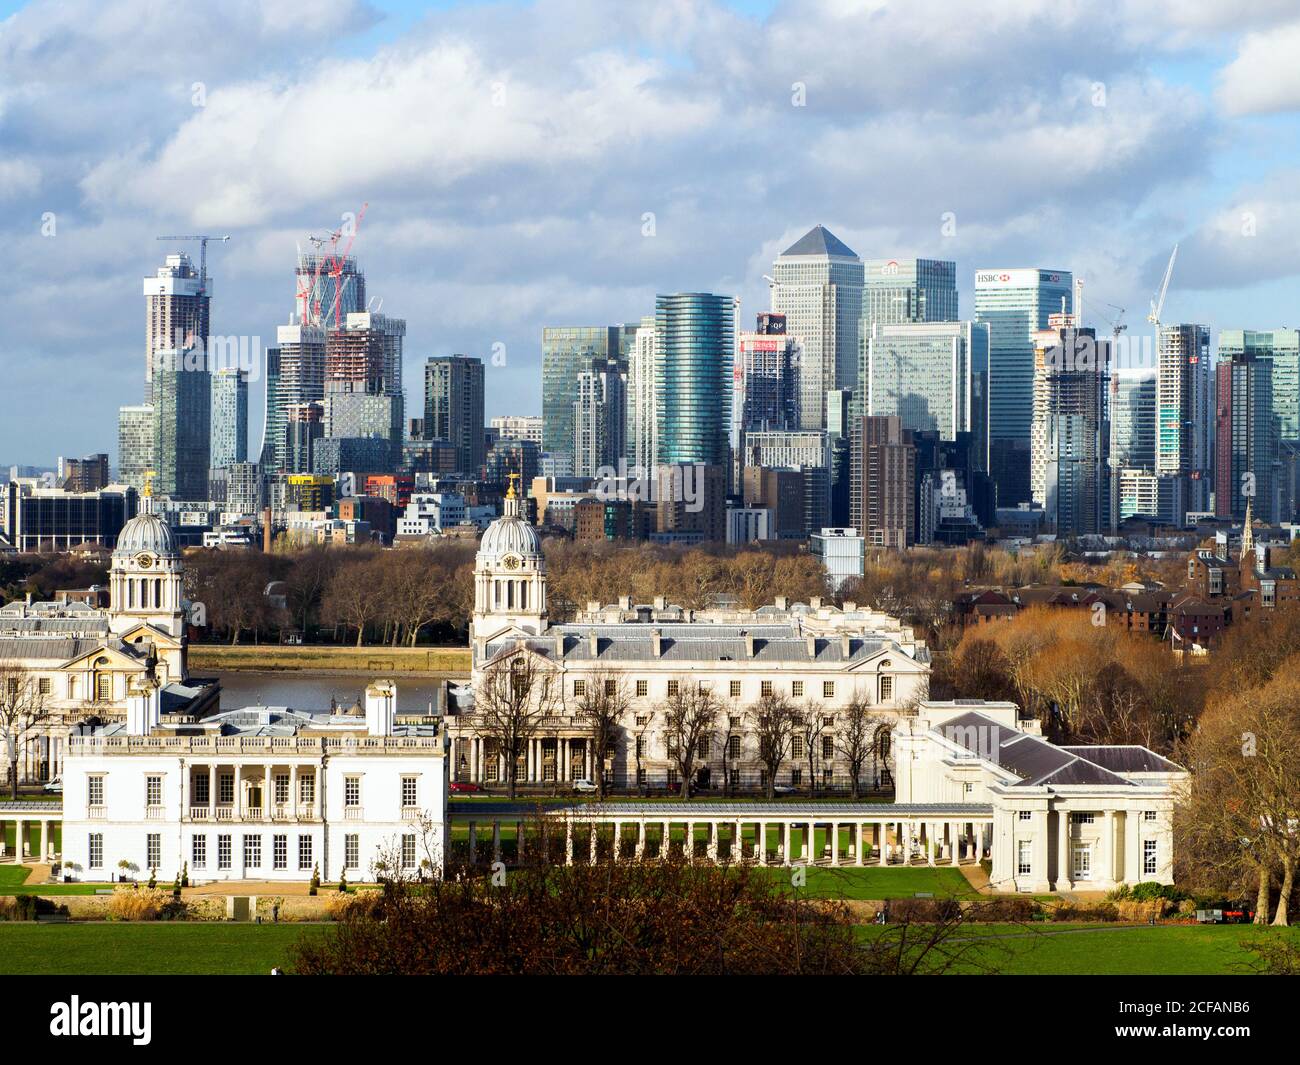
[0,801,63,862]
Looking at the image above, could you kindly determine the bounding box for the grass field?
[188,644,470,674]
[0,865,118,895]
[0,920,1286,975]
[0,923,330,975]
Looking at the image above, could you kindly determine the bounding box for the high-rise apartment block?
[1155,324,1213,523]
[423,355,486,477]
[210,367,249,469]
[654,293,734,469]
[1215,352,1278,522]
[857,415,916,549]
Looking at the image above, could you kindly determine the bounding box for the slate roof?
[781,224,859,259]
[486,624,908,666]
[932,710,1175,788]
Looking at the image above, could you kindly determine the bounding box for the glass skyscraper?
[1217,329,1300,443]
[974,267,1073,505]
[210,366,249,469]
[1110,369,1156,470]
[654,293,734,468]
[541,325,636,464]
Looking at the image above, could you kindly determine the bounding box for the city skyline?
[4,0,1300,464]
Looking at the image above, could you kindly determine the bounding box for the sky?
[2,0,1299,467]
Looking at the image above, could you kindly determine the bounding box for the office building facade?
[654,293,734,469]
[424,355,486,477]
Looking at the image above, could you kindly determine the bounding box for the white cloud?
[1217,21,1300,115]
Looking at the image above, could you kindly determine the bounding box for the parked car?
[43,776,63,793]
[449,781,484,794]
[772,784,796,796]
[573,778,598,794]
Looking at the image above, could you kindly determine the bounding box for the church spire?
[1241,499,1255,568]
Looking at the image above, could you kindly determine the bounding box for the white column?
[1125,810,1142,885]
[1057,809,1071,889]
[263,763,271,818]
[735,820,744,862]
[209,765,217,818]
[856,823,866,866]
[707,822,719,862]
[758,823,768,866]
[1103,810,1116,886]
[16,819,25,858]
[831,822,841,866]
[232,766,241,821]
[40,820,49,861]
[565,821,574,865]
[589,822,598,864]
[879,823,887,865]
[467,822,477,864]
[635,820,646,859]
[662,821,670,859]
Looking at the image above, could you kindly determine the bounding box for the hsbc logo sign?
[976,273,1012,283]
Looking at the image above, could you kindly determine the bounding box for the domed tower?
[109,480,186,640]
[472,475,547,641]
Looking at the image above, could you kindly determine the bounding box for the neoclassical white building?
[59,679,446,884]
[0,495,217,785]
[456,483,930,791]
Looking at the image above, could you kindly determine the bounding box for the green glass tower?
[653,293,734,468]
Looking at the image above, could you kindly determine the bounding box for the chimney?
[806,634,817,658]
[744,630,755,658]
[262,507,273,552]
[841,634,851,659]
[619,595,632,610]
[653,596,666,611]
[554,632,566,656]
[124,682,162,736]
[588,630,599,657]
[652,629,663,657]
[586,600,600,614]
[844,601,857,612]
[775,596,788,610]
[811,596,822,610]
[365,680,397,737]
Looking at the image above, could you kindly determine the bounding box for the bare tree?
[835,689,884,799]
[473,650,559,800]
[632,711,653,797]
[751,691,798,800]
[574,670,632,801]
[321,553,386,646]
[799,701,829,797]
[0,665,50,799]
[660,678,720,800]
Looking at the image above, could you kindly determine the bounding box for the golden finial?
[143,469,155,499]
[506,471,519,500]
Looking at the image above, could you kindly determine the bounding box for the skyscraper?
[654,293,734,469]
[1155,324,1213,522]
[324,312,405,470]
[736,313,801,433]
[210,367,249,469]
[857,415,916,549]
[116,404,154,492]
[152,351,211,499]
[974,268,1073,506]
[423,355,486,477]
[1215,353,1278,522]
[296,254,366,330]
[627,316,658,473]
[259,346,283,472]
[573,359,626,478]
[771,226,863,430]
[143,252,209,400]
[1030,321,1109,537]
[541,325,636,466]
[857,258,959,417]
[1217,329,1300,443]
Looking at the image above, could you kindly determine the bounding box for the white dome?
[114,512,178,558]
[479,514,541,561]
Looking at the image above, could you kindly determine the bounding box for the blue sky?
[1,0,1299,467]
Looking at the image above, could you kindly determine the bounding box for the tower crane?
[1147,244,1178,328]
[155,234,230,296]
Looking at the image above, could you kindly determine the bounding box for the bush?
[970,897,1037,922]
[888,897,963,923]
[0,896,70,922]
[1116,899,1169,922]
[309,864,320,897]
[1051,902,1119,922]
[108,887,178,921]
[1129,881,1187,903]
[338,874,348,894]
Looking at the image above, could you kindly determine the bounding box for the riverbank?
[189,644,471,676]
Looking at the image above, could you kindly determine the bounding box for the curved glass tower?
[654,293,734,468]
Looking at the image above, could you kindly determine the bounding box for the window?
[146,834,161,869]
[402,776,418,808]
[667,680,679,697]
[573,679,586,697]
[636,735,647,759]
[38,677,51,696]
[822,716,835,727]
[1071,812,1095,825]
[636,679,648,697]
[88,775,104,806]
[402,835,417,869]
[823,681,835,699]
[96,672,112,701]
[1018,810,1033,821]
[345,835,359,869]
[192,835,207,869]
[790,769,802,785]
[88,833,103,870]
[298,835,313,871]
[217,835,232,870]
[275,774,289,805]
[604,679,616,696]
[243,834,262,868]
[791,736,804,758]
[146,776,162,806]
[667,767,679,789]
[1017,840,1032,876]
[193,774,209,805]
[822,736,834,759]
[299,774,315,806]
[878,676,893,702]
[218,774,234,804]
[730,680,741,698]
[728,734,741,759]
[1143,810,1157,822]
[792,680,804,698]
[697,736,710,758]
[761,680,773,697]
[964,782,974,794]
[344,777,361,807]
[1143,839,1157,876]
[635,715,648,727]
[273,835,287,870]
[1072,844,1092,881]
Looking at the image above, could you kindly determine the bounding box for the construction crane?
[1147,244,1178,328]
[155,234,229,296]
[300,203,368,329]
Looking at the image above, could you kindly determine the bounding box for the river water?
[213,671,448,716]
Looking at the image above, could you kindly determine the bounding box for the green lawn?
[778,865,975,900]
[0,923,331,975]
[1,823,62,858]
[0,864,122,895]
